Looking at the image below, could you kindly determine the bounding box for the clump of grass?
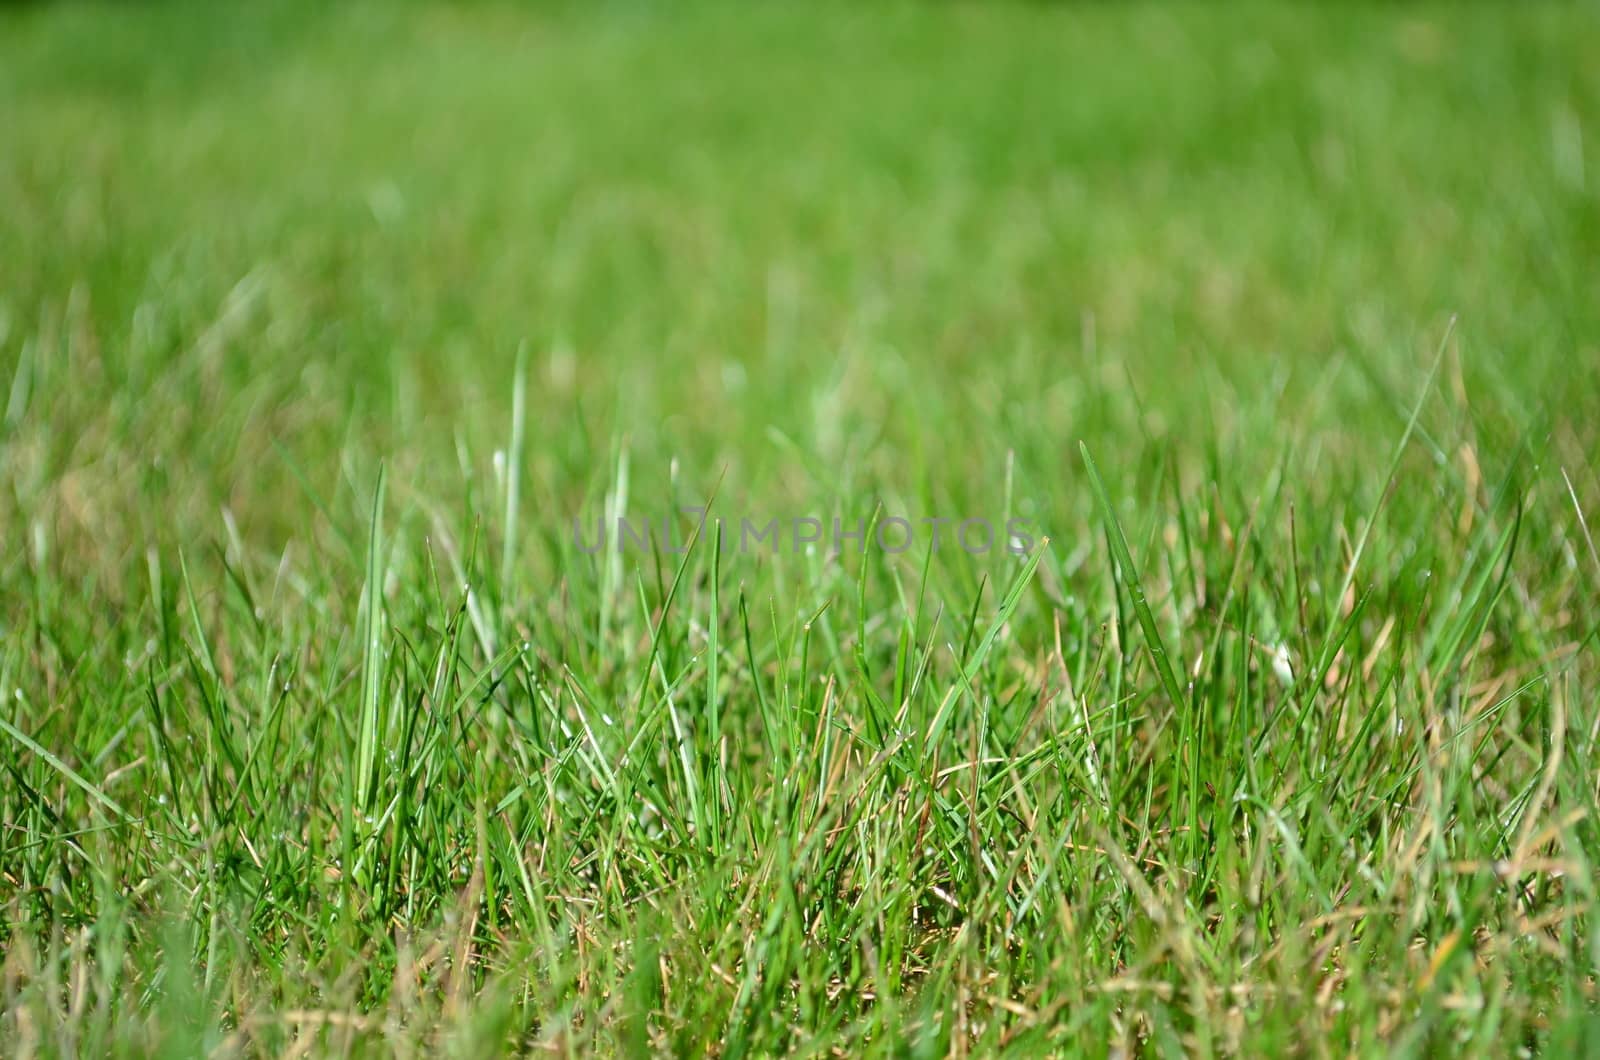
[2,1,1599,1054]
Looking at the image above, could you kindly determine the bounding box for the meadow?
[2,1,1599,1054]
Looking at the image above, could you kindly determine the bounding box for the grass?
[2,0,1599,1054]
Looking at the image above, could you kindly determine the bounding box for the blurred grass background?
[4,2,1596,549]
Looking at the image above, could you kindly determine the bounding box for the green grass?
[3,1,1600,1054]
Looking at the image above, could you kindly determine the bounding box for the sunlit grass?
[2,1,1599,1054]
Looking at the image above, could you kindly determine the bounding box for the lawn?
[2,1,1599,1054]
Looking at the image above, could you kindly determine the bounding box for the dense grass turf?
[3,1,1600,1054]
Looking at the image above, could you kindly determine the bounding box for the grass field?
[3,1,1600,1054]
